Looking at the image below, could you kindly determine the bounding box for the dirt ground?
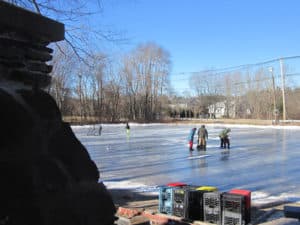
[109,189,300,225]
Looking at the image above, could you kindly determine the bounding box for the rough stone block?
[116,216,150,225]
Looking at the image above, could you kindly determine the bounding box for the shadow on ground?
[109,189,159,210]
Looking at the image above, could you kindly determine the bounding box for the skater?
[197,125,208,150]
[187,128,197,151]
[219,128,231,149]
[98,124,102,136]
[125,122,130,137]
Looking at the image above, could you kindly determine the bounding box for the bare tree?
[6,0,124,63]
[121,43,171,121]
[48,44,76,115]
[189,71,224,117]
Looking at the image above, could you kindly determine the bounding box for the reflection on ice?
[73,124,300,204]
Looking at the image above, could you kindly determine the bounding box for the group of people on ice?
[187,125,208,151]
[187,125,231,151]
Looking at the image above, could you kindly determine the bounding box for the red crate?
[229,189,251,209]
[167,182,187,187]
[229,189,251,224]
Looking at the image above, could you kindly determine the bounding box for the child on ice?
[187,128,197,150]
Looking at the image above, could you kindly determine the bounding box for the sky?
[95,1,300,92]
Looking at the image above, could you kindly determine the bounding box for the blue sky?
[96,0,300,92]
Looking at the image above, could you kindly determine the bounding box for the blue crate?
[159,186,175,215]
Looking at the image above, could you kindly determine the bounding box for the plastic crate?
[229,189,251,224]
[197,186,218,192]
[173,186,203,219]
[167,182,187,187]
[172,186,196,217]
[222,211,243,225]
[222,193,246,225]
[185,189,206,221]
[203,192,222,225]
[174,188,185,203]
[222,193,244,213]
[159,186,175,215]
[173,188,186,217]
[205,213,222,224]
[229,190,251,209]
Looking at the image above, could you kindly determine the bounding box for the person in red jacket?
[187,128,197,150]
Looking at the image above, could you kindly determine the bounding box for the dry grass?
[164,118,300,126]
[63,116,300,126]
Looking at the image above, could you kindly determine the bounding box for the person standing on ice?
[197,125,208,150]
[219,128,231,149]
[98,124,102,136]
[125,122,130,138]
[187,128,197,151]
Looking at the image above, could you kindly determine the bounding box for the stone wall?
[0,2,116,225]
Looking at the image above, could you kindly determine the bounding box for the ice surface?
[73,123,300,204]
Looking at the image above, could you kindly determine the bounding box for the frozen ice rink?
[73,123,300,204]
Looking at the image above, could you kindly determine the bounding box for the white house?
[208,101,236,118]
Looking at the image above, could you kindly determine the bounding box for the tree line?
[48,42,171,123]
[8,0,300,122]
[49,47,300,123]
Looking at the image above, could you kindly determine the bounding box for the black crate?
[203,192,222,225]
[173,188,185,203]
[173,188,186,217]
[173,186,205,220]
[185,189,206,221]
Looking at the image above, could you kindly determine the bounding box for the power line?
[171,72,300,93]
[170,55,300,77]
[170,72,300,82]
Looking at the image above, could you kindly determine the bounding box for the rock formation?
[0,2,116,225]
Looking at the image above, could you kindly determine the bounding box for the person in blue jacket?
[187,128,197,150]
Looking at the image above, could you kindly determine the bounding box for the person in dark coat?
[187,128,197,150]
[219,128,231,149]
[98,124,102,136]
[125,122,130,137]
[197,125,208,150]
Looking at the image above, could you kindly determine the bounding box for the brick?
[116,216,150,225]
[117,207,142,218]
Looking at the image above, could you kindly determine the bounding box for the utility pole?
[279,58,287,121]
[269,67,277,124]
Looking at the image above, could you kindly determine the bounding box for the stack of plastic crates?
[222,193,246,225]
[228,189,251,224]
[203,192,222,225]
